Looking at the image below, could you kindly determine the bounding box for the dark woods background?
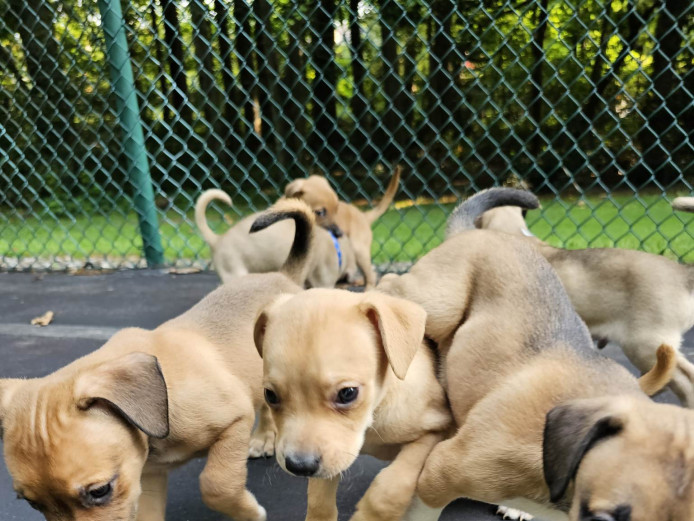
[1,0,692,211]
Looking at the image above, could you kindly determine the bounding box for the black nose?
[285,453,321,477]
[328,224,343,238]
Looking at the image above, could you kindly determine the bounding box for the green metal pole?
[97,0,164,267]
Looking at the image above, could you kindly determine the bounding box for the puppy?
[477,198,694,406]
[195,189,356,287]
[0,200,316,521]
[285,166,401,289]
[673,197,694,212]
[253,288,452,521]
[376,188,694,521]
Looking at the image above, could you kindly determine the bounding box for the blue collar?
[329,231,343,269]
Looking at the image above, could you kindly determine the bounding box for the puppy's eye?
[82,480,114,507]
[315,208,326,218]
[336,387,359,405]
[264,388,280,407]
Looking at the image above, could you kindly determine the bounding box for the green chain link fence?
[1,0,693,271]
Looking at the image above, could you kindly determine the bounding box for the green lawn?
[2,193,693,267]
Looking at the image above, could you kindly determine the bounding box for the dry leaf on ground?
[31,311,54,327]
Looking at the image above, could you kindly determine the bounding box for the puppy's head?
[254,289,426,479]
[544,396,694,521]
[1,349,168,520]
[284,176,340,233]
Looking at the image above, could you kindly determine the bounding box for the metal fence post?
[97,0,164,267]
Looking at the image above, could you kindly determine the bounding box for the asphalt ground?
[1,270,692,521]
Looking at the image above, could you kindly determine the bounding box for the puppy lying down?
[0,199,316,521]
[195,189,356,287]
[376,189,693,521]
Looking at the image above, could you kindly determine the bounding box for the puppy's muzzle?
[326,224,343,238]
[285,453,321,477]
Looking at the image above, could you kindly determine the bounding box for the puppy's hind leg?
[137,471,168,521]
[249,403,276,458]
[200,414,267,521]
[350,432,443,521]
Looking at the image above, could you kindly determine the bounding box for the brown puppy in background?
[195,189,356,287]
[0,200,315,521]
[285,166,401,288]
[477,199,694,407]
[377,189,691,521]
[253,288,452,521]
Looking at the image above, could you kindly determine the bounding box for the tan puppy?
[477,200,694,406]
[0,200,316,521]
[285,166,401,289]
[376,189,694,521]
[253,288,452,521]
[195,189,356,287]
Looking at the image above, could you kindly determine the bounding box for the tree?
[161,0,191,122]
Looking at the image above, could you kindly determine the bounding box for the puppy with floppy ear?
[376,188,694,521]
[254,288,452,521]
[284,167,401,288]
[0,199,317,521]
[477,196,694,407]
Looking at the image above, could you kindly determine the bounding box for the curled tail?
[673,197,694,213]
[250,199,316,286]
[195,189,233,248]
[446,187,540,239]
[638,344,677,396]
[364,165,401,224]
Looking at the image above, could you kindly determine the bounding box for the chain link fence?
[1,0,693,271]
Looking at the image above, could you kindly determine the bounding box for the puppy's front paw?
[255,505,267,521]
[249,429,275,458]
[496,505,533,520]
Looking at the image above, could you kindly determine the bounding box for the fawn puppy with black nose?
[253,287,452,521]
[0,199,316,521]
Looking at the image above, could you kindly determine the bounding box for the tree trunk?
[583,1,614,122]
[639,0,688,185]
[427,0,455,147]
[349,0,371,150]
[162,0,191,122]
[309,0,340,170]
[529,0,548,159]
[234,0,259,149]
[150,2,172,123]
[378,0,404,159]
[190,0,222,127]
[254,0,279,153]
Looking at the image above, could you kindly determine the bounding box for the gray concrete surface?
[0,271,692,520]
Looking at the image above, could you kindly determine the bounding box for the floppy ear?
[359,293,426,380]
[254,311,269,357]
[74,352,169,439]
[284,179,305,198]
[543,400,624,503]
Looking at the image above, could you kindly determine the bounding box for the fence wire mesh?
[1,0,693,271]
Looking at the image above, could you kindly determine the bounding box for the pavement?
[0,270,692,521]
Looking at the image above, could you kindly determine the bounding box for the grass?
[2,192,694,267]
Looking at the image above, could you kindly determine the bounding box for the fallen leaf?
[168,267,202,275]
[31,311,54,327]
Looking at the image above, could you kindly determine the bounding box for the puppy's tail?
[195,189,233,248]
[638,344,677,396]
[364,165,401,225]
[673,197,694,213]
[446,187,540,239]
[250,199,315,285]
